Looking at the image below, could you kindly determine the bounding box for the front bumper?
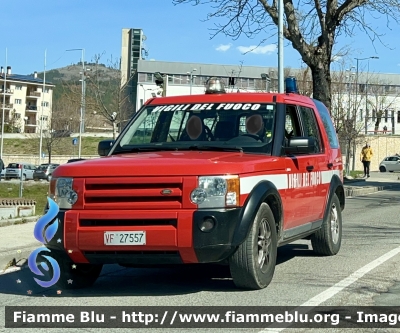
[46,208,242,265]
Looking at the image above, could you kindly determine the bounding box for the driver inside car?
[245,113,267,142]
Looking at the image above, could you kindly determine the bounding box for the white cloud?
[215,44,232,52]
[237,44,277,55]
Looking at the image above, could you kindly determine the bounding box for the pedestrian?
[383,125,387,134]
[360,143,373,178]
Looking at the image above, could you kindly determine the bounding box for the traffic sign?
[72,138,78,146]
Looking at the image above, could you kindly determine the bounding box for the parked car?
[379,155,400,172]
[33,163,60,181]
[4,162,37,181]
[52,130,73,138]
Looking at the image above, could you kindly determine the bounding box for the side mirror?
[284,137,316,155]
[98,140,114,156]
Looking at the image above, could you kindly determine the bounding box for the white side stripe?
[321,169,341,184]
[240,170,341,195]
[240,174,288,194]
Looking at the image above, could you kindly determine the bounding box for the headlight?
[190,175,240,208]
[49,177,78,209]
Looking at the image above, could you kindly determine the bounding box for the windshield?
[114,102,276,154]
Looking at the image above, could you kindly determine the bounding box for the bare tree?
[38,117,70,164]
[85,54,131,139]
[4,109,23,133]
[172,0,399,110]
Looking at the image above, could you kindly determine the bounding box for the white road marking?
[259,245,400,332]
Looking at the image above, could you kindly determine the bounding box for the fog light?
[199,217,215,232]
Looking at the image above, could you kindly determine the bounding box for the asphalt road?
[0,189,400,333]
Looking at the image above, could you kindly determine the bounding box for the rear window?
[312,99,339,149]
[7,163,20,168]
[38,164,49,170]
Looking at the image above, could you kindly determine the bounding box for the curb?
[0,215,39,228]
[345,184,400,197]
[0,244,40,274]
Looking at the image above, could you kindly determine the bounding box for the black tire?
[311,193,342,256]
[229,202,277,290]
[379,166,386,172]
[46,250,103,289]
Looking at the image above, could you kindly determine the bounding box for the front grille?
[79,219,177,227]
[83,177,183,210]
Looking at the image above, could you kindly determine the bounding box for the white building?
[0,66,54,134]
[120,29,400,135]
[132,60,400,136]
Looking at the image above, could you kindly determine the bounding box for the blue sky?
[2,0,399,76]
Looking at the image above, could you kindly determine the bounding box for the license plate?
[104,231,146,245]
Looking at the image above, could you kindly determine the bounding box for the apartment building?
[0,66,54,134]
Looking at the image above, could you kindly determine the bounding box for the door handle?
[327,163,333,169]
[306,165,314,172]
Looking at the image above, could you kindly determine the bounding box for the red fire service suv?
[47,77,344,290]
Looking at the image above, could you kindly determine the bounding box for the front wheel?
[47,250,103,289]
[379,166,386,172]
[311,193,342,256]
[229,202,277,290]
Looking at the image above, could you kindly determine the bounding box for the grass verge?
[0,182,49,216]
[2,137,109,156]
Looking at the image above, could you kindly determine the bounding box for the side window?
[285,105,301,138]
[312,99,339,149]
[299,106,322,153]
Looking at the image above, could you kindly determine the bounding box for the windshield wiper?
[112,146,179,154]
[130,147,180,152]
[187,145,243,152]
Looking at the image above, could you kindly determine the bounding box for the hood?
[53,151,284,178]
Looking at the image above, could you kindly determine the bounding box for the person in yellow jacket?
[360,143,373,178]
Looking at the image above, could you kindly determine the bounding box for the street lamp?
[353,56,379,170]
[0,48,7,161]
[355,56,379,118]
[66,48,86,158]
[187,68,197,95]
[38,50,47,165]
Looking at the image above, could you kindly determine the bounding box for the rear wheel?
[229,202,277,290]
[311,193,342,256]
[379,166,386,172]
